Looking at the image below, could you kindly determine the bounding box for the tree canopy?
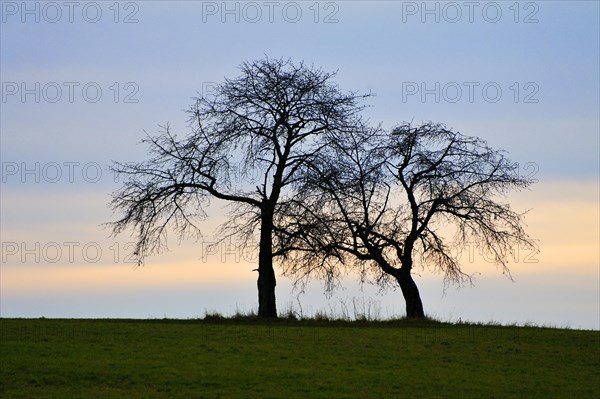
[108,57,536,319]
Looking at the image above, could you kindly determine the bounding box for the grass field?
[1,317,598,398]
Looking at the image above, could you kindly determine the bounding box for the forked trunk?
[396,268,425,318]
[257,212,277,318]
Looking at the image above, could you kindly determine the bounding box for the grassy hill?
[1,318,598,398]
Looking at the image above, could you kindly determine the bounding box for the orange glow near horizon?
[1,179,598,298]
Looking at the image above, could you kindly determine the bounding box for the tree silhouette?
[107,58,369,318]
[279,122,538,318]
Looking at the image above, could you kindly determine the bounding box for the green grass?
[1,318,598,398]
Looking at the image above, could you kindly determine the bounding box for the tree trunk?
[257,211,277,318]
[396,268,425,318]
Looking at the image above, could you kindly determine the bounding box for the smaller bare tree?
[279,122,538,318]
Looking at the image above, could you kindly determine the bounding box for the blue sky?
[1,1,599,328]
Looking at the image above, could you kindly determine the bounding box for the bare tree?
[107,58,369,318]
[280,122,538,318]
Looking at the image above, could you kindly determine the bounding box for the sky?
[1,1,598,329]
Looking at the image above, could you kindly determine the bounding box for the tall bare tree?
[280,122,538,318]
[107,58,369,317]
